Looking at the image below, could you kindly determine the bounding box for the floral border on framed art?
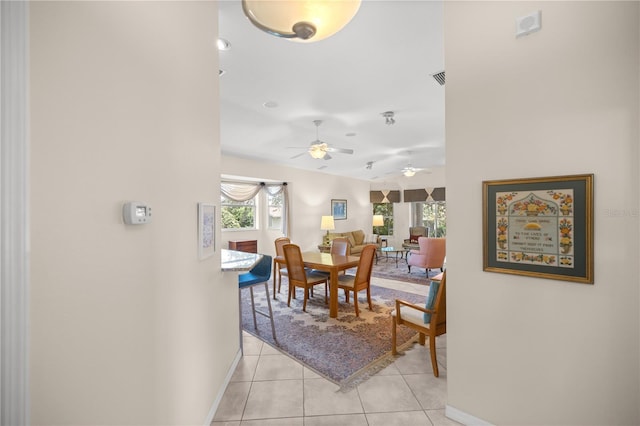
[482,174,594,284]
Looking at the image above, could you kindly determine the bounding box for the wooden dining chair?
[314,237,351,284]
[273,237,290,299]
[330,237,351,256]
[282,243,329,312]
[337,244,377,317]
[391,271,446,377]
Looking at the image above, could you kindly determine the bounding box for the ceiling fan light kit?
[300,120,354,160]
[309,146,327,159]
[242,0,361,42]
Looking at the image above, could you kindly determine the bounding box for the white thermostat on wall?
[123,202,152,225]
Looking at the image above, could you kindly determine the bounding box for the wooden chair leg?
[303,287,309,312]
[429,334,439,377]
[366,287,372,311]
[354,291,359,317]
[391,316,398,355]
[419,333,426,346]
[287,283,293,307]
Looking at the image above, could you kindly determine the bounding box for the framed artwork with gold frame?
[483,174,594,284]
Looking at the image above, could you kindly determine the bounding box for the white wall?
[221,155,372,255]
[29,3,234,424]
[445,2,639,425]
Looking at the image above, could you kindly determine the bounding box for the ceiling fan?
[401,164,428,177]
[288,120,354,160]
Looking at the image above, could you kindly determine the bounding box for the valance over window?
[369,190,401,203]
[403,187,445,202]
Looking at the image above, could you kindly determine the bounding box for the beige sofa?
[326,230,372,256]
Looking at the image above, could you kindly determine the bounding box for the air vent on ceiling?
[432,71,445,86]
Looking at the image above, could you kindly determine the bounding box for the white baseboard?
[204,349,242,426]
[446,404,494,426]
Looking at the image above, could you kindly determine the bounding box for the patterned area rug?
[369,254,441,285]
[241,279,426,388]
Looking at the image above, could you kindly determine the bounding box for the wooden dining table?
[300,251,360,318]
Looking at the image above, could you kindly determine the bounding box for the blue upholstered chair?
[239,254,276,348]
[391,271,446,377]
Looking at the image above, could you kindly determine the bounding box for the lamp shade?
[372,215,384,227]
[242,0,361,42]
[320,215,335,231]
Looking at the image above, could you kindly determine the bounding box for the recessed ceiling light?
[217,38,231,51]
[263,101,279,108]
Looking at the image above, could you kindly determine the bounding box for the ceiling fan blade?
[289,152,307,159]
[325,146,354,154]
[323,153,332,160]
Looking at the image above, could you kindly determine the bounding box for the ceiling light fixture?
[403,169,416,177]
[309,146,327,159]
[308,120,328,159]
[382,111,395,125]
[241,0,361,42]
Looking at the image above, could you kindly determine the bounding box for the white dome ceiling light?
[241,0,361,42]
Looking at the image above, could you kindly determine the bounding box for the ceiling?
[218,0,444,182]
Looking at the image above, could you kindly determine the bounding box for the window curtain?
[265,183,290,237]
[221,181,290,236]
[220,181,263,201]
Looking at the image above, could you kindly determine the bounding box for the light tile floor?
[212,277,460,426]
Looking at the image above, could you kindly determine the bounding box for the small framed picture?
[198,203,215,259]
[331,199,347,220]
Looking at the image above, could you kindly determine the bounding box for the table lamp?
[320,215,335,245]
[372,215,384,234]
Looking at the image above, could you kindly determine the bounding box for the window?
[268,191,283,230]
[412,201,446,237]
[372,203,394,235]
[221,194,257,230]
